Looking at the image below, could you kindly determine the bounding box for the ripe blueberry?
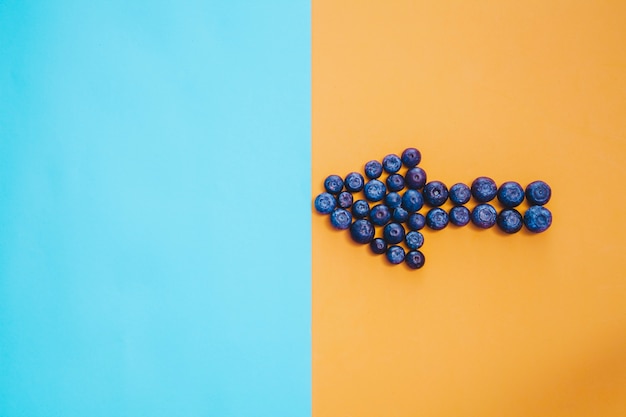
[449,206,470,226]
[350,219,375,244]
[471,204,497,228]
[471,177,497,202]
[423,181,449,207]
[405,167,427,189]
[526,181,551,206]
[405,231,424,250]
[364,160,383,179]
[405,250,425,269]
[497,181,524,208]
[330,208,352,230]
[407,213,426,230]
[426,208,449,230]
[392,207,409,223]
[351,199,370,219]
[401,147,421,168]
[524,206,552,233]
[370,237,387,254]
[402,189,424,213]
[344,172,365,192]
[383,222,406,245]
[324,174,344,194]
[382,154,402,173]
[386,245,406,265]
[364,179,386,202]
[449,183,471,205]
[314,192,336,215]
[370,204,391,226]
[386,173,405,192]
[384,192,402,209]
[497,208,523,234]
[337,191,353,209]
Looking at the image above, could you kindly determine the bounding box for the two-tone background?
[2,1,626,416]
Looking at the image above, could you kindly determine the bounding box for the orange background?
[312,1,626,416]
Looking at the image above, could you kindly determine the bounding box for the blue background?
[0,1,310,416]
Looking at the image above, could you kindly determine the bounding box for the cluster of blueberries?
[314,147,552,269]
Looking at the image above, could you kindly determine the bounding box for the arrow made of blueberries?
[314,147,552,270]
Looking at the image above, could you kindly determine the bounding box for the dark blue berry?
[370,204,391,226]
[351,199,370,219]
[449,183,471,205]
[330,208,352,230]
[344,172,365,192]
[364,160,383,179]
[401,189,424,213]
[324,174,344,194]
[392,207,409,223]
[497,181,524,208]
[386,245,406,264]
[382,154,402,173]
[386,174,405,192]
[407,213,426,230]
[471,177,497,202]
[471,204,497,228]
[370,238,387,254]
[526,181,551,206]
[524,206,552,233]
[405,250,425,269]
[497,208,523,234]
[384,192,402,209]
[337,191,353,208]
[426,208,449,230]
[423,181,449,207]
[350,219,375,244]
[401,147,421,168]
[404,167,427,189]
[383,222,405,245]
[449,206,470,226]
[405,231,424,250]
[314,192,336,214]
[364,179,386,202]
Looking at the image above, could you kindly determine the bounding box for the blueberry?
[401,189,424,212]
[524,206,552,233]
[471,177,497,202]
[351,199,370,219]
[350,219,375,244]
[423,181,449,207]
[364,160,383,179]
[449,183,471,205]
[364,179,386,202]
[405,250,425,269]
[383,154,402,173]
[497,181,524,208]
[526,181,551,206]
[471,204,497,228]
[337,191,353,209]
[370,237,387,254]
[314,192,336,214]
[330,208,352,230]
[449,206,470,226]
[386,174,405,192]
[426,208,449,230]
[344,172,365,193]
[384,192,402,209]
[497,208,523,234]
[405,167,427,189]
[405,231,424,250]
[383,222,406,244]
[370,204,391,226]
[407,213,426,230]
[386,245,406,265]
[401,147,421,168]
[324,174,344,194]
[392,207,409,223]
